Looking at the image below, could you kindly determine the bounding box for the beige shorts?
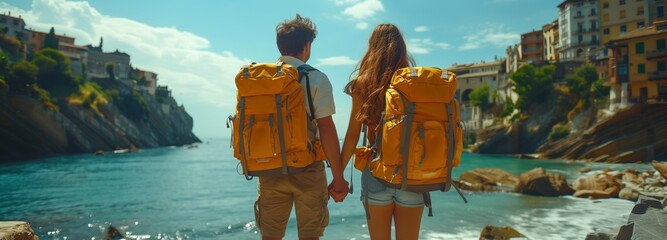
[255,162,329,238]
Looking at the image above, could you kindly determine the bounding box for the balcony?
[574,14,585,19]
[646,49,667,59]
[648,71,667,81]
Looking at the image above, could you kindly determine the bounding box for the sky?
[0,0,561,139]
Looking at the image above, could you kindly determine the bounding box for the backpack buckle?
[275,61,284,76]
[441,71,451,79]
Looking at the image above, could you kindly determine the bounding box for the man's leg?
[257,176,294,239]
[292,164,328,239]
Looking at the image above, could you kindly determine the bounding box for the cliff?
[538,103,667,162]
[0,79,199,162]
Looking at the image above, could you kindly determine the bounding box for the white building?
[557,0,603,61]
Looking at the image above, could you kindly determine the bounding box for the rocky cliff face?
[538,104,667,162]
[0,85,199,162]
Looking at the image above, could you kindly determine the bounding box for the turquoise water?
[0,139,652,240]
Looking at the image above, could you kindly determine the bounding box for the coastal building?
[543,20,561,62]
[647,0,666,25]
[607,20,667,108]
[0,12,28,42]
[445,60,506,131]
[521,30,545,63]
[86,45,131,80]
[557,0,603,62]
[28,29,88,77]
[600,0,647,58]
[133,68,159,96]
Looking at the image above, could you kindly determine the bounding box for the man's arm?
[316,116,349,201]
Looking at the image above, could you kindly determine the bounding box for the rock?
[576,166,593,173]
[652,160,667,180]
[618,187,640,201]
[457,168,519,192]
[104,225,124,240]
[0,221,39,240]
[621,169,644,188]
[517,168,574,196]
[572,172,622,199]
[479,225,526,240]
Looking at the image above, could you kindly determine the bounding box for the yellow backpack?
[227,62,325,180]
[359,66,467,215]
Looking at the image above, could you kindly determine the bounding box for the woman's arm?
[341,94,363,169]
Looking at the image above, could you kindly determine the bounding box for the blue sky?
[1,0,560,138]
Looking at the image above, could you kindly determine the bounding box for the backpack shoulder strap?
[297,64,319,120]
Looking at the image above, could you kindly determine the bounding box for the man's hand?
[328,178,349,203]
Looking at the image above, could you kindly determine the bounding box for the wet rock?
[457,168,519,192]
[479,225,526,240]
[104,225,124,240]
[517,168,574,196]
[0,221,38,240]
[618,187,640,201]
[572,173,621,199]
[652,160,667,180]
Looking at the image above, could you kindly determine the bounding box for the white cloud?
[329,0,360,6]
[3,0,246,108]
[459,24,519,51]
[414,26,430,33]
[314,56,358,67]
[332,0,384,30]
[407,38,451,55]
[355,22,369,30]
[342,0,385,20]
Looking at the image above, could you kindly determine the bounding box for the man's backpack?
[363,66,468,215]
[227,62,325,180]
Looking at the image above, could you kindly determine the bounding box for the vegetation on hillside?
[470,83,491,111]
[509,64,556,111]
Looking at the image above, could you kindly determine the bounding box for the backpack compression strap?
[446,102,468,203]
[297,64,317,120]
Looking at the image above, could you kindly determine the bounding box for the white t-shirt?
[278,56,336,120]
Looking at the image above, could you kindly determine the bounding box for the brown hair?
[276,14,317,56]
[344,24,413,125]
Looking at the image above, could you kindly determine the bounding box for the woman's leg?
[366,202,395,240]
[394,204,424,240]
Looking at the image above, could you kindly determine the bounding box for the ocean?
[0,139,654,240]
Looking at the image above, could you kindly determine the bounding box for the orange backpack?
[227,62,325,180]
[357,66,467,215]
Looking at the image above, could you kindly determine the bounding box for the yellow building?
[600,0,647,53]
[607,20,667,106]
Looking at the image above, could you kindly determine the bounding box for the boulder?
[457,168,519,192]
[0,221,39,240]
[618,187,640,201]
[479,225,525,240]
[104,225,124,240]
[572,173,622,199]
[517,168,574,196]
[652,160,667,180]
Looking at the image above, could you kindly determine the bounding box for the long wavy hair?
[344,24,413,125]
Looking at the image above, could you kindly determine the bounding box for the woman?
[340,24,423,240]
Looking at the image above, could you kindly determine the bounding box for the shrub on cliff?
[510,64,556,110]
[548,123,570,141]
[470,83,491,111]
[114,89,149,122]
[31,48,78,97]
[6,61,38,89]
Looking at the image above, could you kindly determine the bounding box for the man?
[254,14,349,240]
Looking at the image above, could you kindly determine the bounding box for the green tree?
[31,48,77,96]
[43,27,59,50]
[0,51,9,79]
[105,62,115,80]
[565,64,598,99]
[510,64,556,110]
[470,83,491,111]
[7,61,38,88]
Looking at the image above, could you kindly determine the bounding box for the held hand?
[328,178,349,203]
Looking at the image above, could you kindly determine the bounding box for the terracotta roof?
[457,71,500,79]
[610,25,667,42]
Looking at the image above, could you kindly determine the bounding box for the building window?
[591,8,597,16]
[636,42,645,54]
[658,6,665,18]
[619,0,626,5]
[637,6,644,15]
[578,35,584,43]
[604,28,610,34]
[658,61,667,72]
[658,39,666,50]
[603,13,610,22]
[603,1,609,8]
[637,21,645,28]
[638,64,645,74]
[620,10,626,19]
[620,25,627,33]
